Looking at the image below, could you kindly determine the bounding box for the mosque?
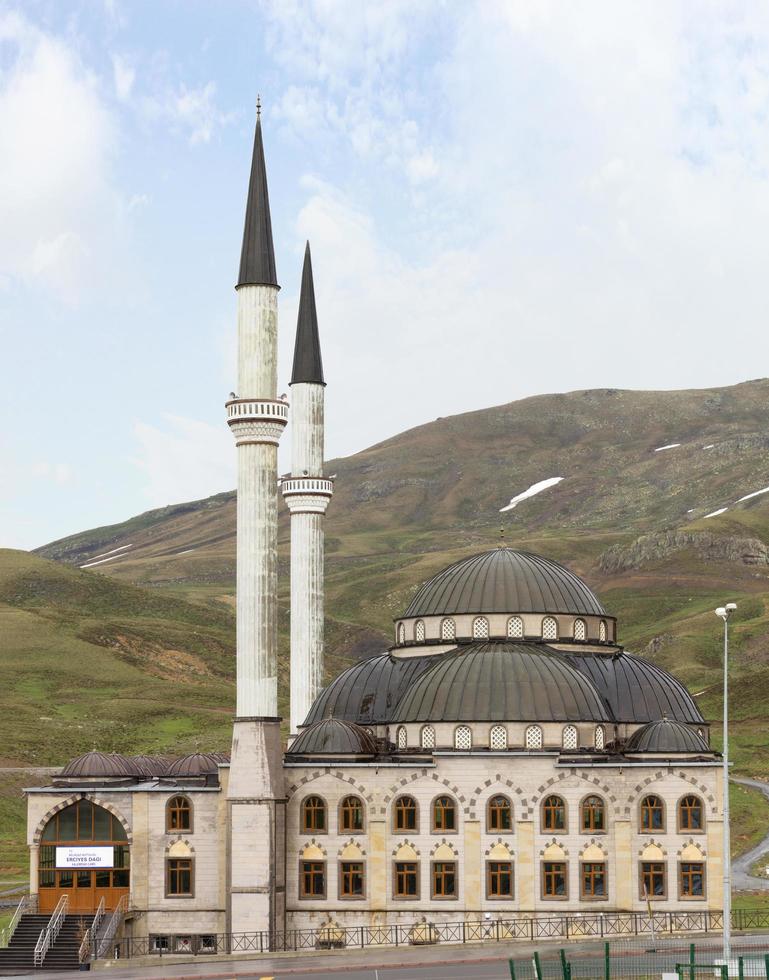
[23,111,723,956]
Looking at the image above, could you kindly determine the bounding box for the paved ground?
[733,778,769,891]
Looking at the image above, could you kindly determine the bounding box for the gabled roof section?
[237,112,278,289]
[290,241,325,385]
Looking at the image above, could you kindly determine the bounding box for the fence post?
[560,947,569,980]
[534,950,543,980]
[738,957,744,980]
[764,953,769,980]
[604,941,610,980]
[509,959,517,980]
[690,941,696,980]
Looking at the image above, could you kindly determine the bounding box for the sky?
[2,0,769,549]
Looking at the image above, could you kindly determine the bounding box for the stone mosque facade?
[24,113,724,953]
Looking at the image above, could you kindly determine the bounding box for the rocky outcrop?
[599,531,769,573]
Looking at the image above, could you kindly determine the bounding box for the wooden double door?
[39,868,129,913]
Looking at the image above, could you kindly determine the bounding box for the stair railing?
[33,893,68,967]
[96,893,128,960]
[0,894,27,947]
[78,897,105,965]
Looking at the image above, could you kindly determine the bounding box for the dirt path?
[733,777,769,890]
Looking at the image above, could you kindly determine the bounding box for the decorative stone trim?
[391,839,421,857]
[637,839,667,857]
[579,838,607,858]
[301,838,328,857]
[32,794,132,846]
[286,771,371,802]
[539,839,570,857]
[429,838,457,857]
[677,839,706,858]
[484,838,514,857]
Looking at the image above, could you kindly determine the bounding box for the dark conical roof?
[403,548,606,618]
[237,113,278,289]
[393,641,611,723]
[625,718,710,754]
[290,241,324,385]
[287,718,376,757]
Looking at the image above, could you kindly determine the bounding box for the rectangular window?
[300,861,325,898]
[640,861,666,899]
[487,861,514,898]
[542,861,567,898]
[394,862,418,898]
[432,861,457,898]
[580,862,606,899]
[340,861,365,898]
[680,862,705,898]
[166,858,193,897]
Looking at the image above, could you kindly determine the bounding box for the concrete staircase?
[0,913,94,974]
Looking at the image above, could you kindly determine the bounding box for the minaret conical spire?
[290,241,325,385]
[237,106,278,289]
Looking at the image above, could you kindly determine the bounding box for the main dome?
[402,548,606,619]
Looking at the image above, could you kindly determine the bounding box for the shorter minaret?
[282,242,333,734]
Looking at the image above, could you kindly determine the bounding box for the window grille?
[594,726,605,750]
[542,616,558,640]
[490,725,507,750]
[441,618,456,640]
[454,725,472,750]
[525,725,543,749]
[397,622,405,644]
[421,725,436,749]
[396,726,407,749]
[415,620,425,642]
[574,619,586,641]
[599,620,607,642]
[507,616,524,638]
[472,617,489,639]
[562,725,578,750]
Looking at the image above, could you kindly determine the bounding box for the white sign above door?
[55,846,114,869]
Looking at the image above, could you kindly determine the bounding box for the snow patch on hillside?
[89,543,132,562]
[80,546,132,569]
[654,443,681,452]
[704,507,728,519]
[737,486,769,503]
[702,444,715,450]
[500,477,564,513]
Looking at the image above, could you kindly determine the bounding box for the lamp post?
[715,602,737,965]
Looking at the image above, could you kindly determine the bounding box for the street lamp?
[715,602,737,965]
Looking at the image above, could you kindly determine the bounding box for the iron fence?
[114,908,769,959]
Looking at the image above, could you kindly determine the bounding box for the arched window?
[640,795,665,832]
[472,616,489,639]
[490,725,508,750]
[301,796,326,833]
[678,795,704,832]
[525,725,543,749]
[507,616,524,639]
[415,620,425,642]
[581,795,605,832]
[421,725,436,749]
[396,726,407,750]
[599,620,607,642]
[340,796,364,833]
[166,796,192,832]
[397,622,406,644]
[574,619,586,641]
[394,795,418,832]
[454,725,472,750]
[542,616,558,640]
[542,794,567,832]
[562,725,578,750]
[488,795,512,832]
[441,618,456,641]
[594,725,605,750]
[433,795,456,832]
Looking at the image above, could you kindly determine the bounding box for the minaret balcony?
[226,398,288,446]
[281,477,334,514]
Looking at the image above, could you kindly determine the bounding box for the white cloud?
[112,53,135,101]
[130,415,234,507]
[141,80,232,145]
[32,462,73,485]
[0,11,118,302]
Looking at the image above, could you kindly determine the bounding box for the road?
[732,778,769,891]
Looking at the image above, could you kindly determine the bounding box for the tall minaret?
[225,104,286,938]
[282,243,333,734]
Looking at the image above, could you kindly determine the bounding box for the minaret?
[225,103,286,938]
[282,242,333,734]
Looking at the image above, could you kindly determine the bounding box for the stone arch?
[166,839,194,857]
[580,840,606,861]
[301,842,326,860]
[622,770,666,816]
[640,841,666,860]
[430,839,457,859]
[679,840,706,861]
[339,840,365,859]
[541,840,568,859]
[286,770,372,803]
[392,841,419,859]
[32,794,131,846]
[485,839,514,858]
[472,773,527,821]
[381,769,444,817]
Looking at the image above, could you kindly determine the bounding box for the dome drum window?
[599,620,608,642]
[421,725,436,750]
[562,725,578,750]
[472,616,489,639]
[574,619,586,641]
[507,616,524,639]
[594,726,605,750]
[454,725,472,750]
[397,623,406,644]
[440,618,456,641]
[396,726,407,750]
[414,620,425,642]
[490,725,508,750]
[542,617,558,641]
[525,725,543,749]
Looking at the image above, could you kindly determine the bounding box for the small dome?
[303,653,435,727]
[403,548,606,619]
[60,751,135,778]
[129,755,171,777]
[167,752,220,777]
[626,719,710,754]
[288,718,376,757]
[393,641,610,723]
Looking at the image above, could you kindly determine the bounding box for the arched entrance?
[38,800,129,913]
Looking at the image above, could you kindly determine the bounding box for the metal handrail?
[96,893,128,960]
[77,897,105,964]
[0,894,27,947]
[33,893,68,967]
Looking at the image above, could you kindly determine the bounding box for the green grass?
[733,892,769,912]
[731,782,769,859]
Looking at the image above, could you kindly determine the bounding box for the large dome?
[402,548,606,619]
[393,641,611,723]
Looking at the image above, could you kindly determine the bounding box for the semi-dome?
[403,548,606,619]
[303,653,435,728]
[167,752,220,777]
[626,718,710,754]
[59,751,135,779]
[393,641,611,723]
[564,652,705,724]
[287,718,376,756]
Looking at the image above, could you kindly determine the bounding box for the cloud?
[112,53,135,101]
[141,80,233,145]
[130,415,234,507]
[0,10,118,302]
